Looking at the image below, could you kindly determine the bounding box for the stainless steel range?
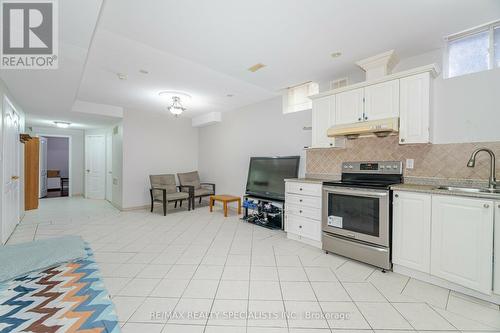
[322,161,403,270]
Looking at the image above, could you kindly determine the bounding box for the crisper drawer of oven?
[286,203,321,221]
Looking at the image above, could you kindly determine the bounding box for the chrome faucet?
[467,148,497,190]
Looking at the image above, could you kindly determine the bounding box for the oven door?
[322,186,390,247]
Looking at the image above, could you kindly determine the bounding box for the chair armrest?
[177,185,194,197]
[200,182,216,193]
[151,187,167,193]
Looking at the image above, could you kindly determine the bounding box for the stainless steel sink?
[437,186,500,194]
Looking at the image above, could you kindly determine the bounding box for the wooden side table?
[209,195,241,217]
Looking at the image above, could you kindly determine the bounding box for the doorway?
[39,136,71,199]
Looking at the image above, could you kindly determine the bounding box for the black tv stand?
[241,195,284,230]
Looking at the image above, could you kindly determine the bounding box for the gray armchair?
[149,174,194,216]
[177,171,215,208]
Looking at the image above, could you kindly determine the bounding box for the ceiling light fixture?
[159,91,192,117]
[139,69,149,74]
[117,73,128,80]
[331,52,342,58]
[54,121,71,129]
[226,94,234,97]
[167,96,186,116]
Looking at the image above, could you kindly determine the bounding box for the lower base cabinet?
[430,195,494,295]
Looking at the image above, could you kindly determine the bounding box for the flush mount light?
[248,63,266,72]
[139,69,149,74]
[226,94,234,97]
[117,73,128,80]
[331,52,342,58]
[54,121,71,128]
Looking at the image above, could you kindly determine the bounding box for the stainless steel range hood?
[327,117,399,139]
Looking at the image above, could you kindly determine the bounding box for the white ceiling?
[1,0,500,127]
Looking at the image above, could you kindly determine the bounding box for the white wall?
[121,109,199,209]
[29,126,84,196]
[198,97,311,197]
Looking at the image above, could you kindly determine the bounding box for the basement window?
[445,20,500,78]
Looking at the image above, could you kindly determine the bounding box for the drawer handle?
[299,199,303,202]
[484,204,490,208]
[299,188,303,191]
[299,225,302,229]
[394,194,399,198]
[299,210,303,213]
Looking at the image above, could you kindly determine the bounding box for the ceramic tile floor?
[10,197,500,333]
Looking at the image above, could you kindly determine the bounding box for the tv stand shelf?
[242,195,284,230]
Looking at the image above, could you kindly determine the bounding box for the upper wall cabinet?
[309,64,438,145]
[311,96,335,148]
[399,72,431,144]
[335,88,364,125]
[364,80,400,121]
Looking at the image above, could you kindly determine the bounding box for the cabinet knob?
[329,143,333,146]
[358,117,362,121]
[394,194,399,198]
[400,138,405,143]
[299,199,303,202]
[299,210,303,213]
[364,116,368,120]
[299,188,303,191]
[484,204,490,208]
[299,225,302,229]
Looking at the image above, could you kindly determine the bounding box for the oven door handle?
[323,187,388,198]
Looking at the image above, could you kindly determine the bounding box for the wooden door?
[85,135,106,199]
[25,138,40,210]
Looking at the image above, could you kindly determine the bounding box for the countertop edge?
[391,184,500,200]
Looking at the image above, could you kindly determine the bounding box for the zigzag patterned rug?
[0,247,120,333]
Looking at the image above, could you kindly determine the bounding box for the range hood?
[327,117,399,139]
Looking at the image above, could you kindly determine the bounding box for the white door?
[431,195,494,294]
[392,191,432,273]
[364,80,400,121]
[494,202,500,295]
[2,98,21,244]
[335,88,364,125]
[105,133,112,201]
[399,73,431,144]
[85,135,106,199]
[311,96,335,148]
[39,136,48,198]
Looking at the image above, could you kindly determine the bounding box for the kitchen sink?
[437,186,500,194]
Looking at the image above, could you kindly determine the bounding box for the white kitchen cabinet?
[392,191,431,273]
[494,202,500,295]
[431,195,494,294]
[364,80,400,121]
[311,96,335,148]
[335,88,364,125]
[285,181,322,248]
[399,72,431,144]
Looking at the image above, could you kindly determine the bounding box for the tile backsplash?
[306,135,500,181]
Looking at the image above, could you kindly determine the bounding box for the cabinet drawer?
[286,194,321,209]
[286,214,321,241]
[286,204,321,221]
[285,182,322,197]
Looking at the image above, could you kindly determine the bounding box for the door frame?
[36,134,72,197]
[1,96,21,244]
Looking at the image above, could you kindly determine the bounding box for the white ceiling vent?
[329,77,349,90]
[356,50,399,81]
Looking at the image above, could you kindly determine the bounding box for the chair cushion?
[150,174,178,201]
[177,171,201,189]
[152,191,189,202]
[194,188,214,197]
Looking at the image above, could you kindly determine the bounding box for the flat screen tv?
[245,156,300,201]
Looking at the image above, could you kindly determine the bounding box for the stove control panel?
[341,161,403,175]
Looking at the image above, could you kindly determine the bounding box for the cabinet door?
[494,202,500,295]
[311,96,335,148]
[364,80,400,121]
[392,191,431,273]
[431,195,494,294]
[335,88,364,125]
[399,73,431,144]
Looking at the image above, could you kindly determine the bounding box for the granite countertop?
[391,183,500,200]
[285,178,331,184]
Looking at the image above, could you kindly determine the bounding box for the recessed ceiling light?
[139,69,149,74]
[226,94,234,97]
[117,73,128,80]
[248,63,266,72]
[54,121,71,129]
[331,52,342,58]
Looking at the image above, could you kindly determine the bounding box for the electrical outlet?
[406,159,414,169]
